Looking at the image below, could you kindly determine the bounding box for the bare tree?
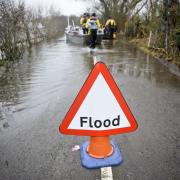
[0,0,25,60]
[88,0,145,32]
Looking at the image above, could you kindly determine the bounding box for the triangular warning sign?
[59,62,138,136]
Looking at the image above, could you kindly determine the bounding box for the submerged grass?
[129,38,180,68]
[0,60,7,66]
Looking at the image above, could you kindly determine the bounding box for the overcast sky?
[23,0,90,15]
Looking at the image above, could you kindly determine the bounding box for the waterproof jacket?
[86,16,101,30]
[80,16,87,27]
[105,19,117,27]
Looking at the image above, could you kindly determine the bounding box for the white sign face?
[68,73,131,130]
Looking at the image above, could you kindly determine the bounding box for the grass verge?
[129,38,180,68]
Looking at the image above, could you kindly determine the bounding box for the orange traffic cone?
[86,136,114,158]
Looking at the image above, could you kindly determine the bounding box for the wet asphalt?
[0,37,180,180]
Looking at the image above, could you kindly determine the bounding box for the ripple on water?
[0,37,180,119]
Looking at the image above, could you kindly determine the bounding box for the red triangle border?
[59,62,138,136]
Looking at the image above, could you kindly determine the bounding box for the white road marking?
[93,56,97,64]
[93,56,102,64]
[93,56,113,180]
[101,167,113,180]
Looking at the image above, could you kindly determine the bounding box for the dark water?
[0,37,180,180]
[0,38,179,117]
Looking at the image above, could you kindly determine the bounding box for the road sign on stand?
[60,62,137,136]
[59,62,138,169]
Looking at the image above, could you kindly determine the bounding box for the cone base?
[80,140,123,169]
[87,147,113,158]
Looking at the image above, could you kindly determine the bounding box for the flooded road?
[0,37,180,180]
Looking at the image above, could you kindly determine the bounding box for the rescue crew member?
[85,13,90,34]
[86,13,101,49]
[80,13,87,34]
[105,16,117,38]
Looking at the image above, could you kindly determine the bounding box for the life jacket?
[87,17,99,30]
[80,17,87,25]
[106,19,116,28]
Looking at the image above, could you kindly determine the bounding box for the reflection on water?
[93,42,180,88]
[0,36,180,124]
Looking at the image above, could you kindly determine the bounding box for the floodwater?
[0,37,180,180]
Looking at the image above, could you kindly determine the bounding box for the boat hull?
[65,32,103,46]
